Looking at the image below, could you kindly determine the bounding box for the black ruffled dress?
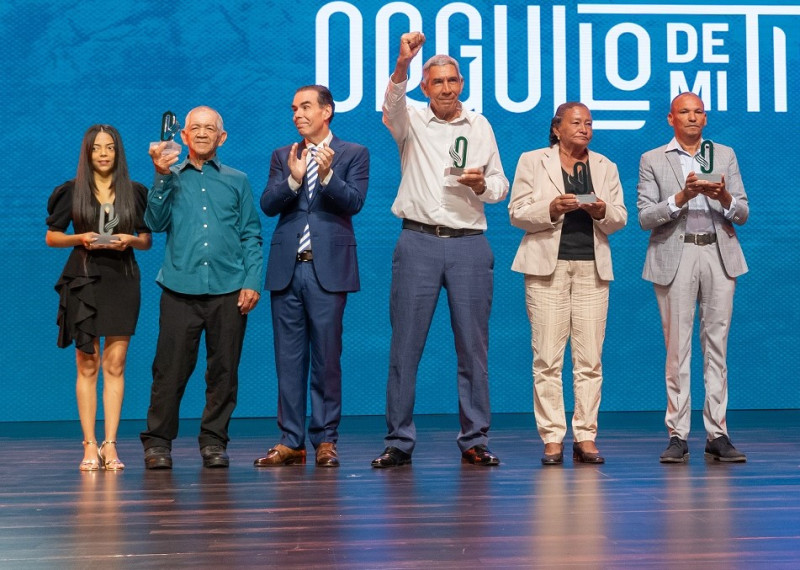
[46,180,149,354]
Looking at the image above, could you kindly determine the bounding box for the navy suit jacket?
[261,135,369,293]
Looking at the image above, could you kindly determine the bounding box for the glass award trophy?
[95,203,120,245]
[696,140,721,183]
[149,110,181,155]
[570,161,596,203]
[445,136,468,177]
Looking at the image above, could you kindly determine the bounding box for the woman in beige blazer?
[509,102,627,465]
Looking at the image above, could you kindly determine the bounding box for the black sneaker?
[704,435,746,463]
[659,436,689,463]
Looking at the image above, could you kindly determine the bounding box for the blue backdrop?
[2,1,798,422]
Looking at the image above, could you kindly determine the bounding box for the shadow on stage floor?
[1,410,799,569]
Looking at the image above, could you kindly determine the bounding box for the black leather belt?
[297,250,313,262]
[684,233,717,246]
[402,219,483,238]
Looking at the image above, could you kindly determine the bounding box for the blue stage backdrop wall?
[2,1,798,422]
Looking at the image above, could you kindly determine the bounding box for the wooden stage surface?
[0,410,798,569]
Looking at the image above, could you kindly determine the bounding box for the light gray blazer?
[637,141,749,286]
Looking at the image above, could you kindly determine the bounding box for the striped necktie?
[298,146,318,253]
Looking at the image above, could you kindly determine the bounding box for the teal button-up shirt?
[145,156,263,295]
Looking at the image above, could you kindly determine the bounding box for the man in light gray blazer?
[637,92,749,463]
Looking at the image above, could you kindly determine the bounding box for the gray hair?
[185,106,224,132]
[422,54,462,83]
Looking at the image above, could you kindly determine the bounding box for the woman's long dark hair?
[72,125,135,234]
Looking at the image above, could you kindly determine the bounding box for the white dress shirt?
[382,78,508,230]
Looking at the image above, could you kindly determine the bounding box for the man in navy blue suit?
[256,85,369,468]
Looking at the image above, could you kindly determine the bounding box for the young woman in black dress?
[46,125,152,471]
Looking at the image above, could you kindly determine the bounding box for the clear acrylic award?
[696,140,721,183]
[445,136,468,177]
[95,203,120,245]
[570,161,596,203]
[149,110,181,156]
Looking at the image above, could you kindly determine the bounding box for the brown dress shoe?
[253,444,306,467]
[315,442,340,468]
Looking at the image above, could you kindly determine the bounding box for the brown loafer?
[253,444,306,467]
[315,442,340,468]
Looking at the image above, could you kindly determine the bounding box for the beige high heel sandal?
[98,441,125,471]
[79,440,100,471]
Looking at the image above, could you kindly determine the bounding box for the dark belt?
[402,219,483,238]
[297,250,313,262]
[684,233,717,246]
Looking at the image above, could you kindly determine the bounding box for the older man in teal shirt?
[140,106,263,469]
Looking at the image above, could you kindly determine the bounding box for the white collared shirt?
[382,78,508,230]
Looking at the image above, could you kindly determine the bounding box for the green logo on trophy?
[446,136,468,176]
[696,140,721,183]
[149,110,182,155]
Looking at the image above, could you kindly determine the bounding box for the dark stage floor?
[1,411,799,569]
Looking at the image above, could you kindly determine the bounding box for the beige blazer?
[509,145,627,281]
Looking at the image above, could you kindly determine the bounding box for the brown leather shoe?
[253,444,306,467]
[315,442,339,468]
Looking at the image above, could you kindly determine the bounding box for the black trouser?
[140,288,247,450]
